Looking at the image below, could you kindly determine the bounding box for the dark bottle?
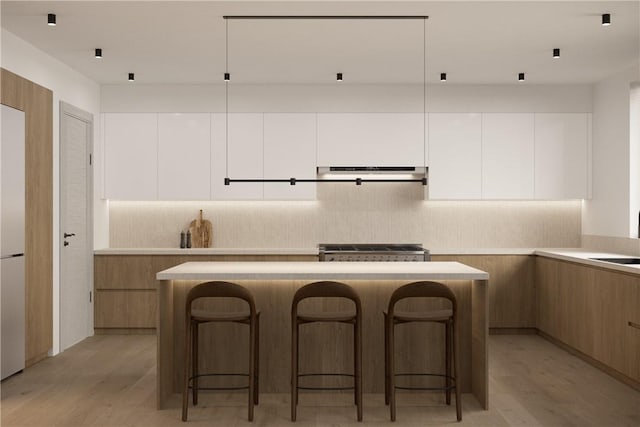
[180,231,186,248]
[186,231,192,248]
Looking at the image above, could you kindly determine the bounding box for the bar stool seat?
[291,281,363,422]
[389,308,453,322]
[384,281,461,422]
[297,310,357,323]
[191,309,253,322]
[182,281,259,422]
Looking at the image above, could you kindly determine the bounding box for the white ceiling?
[1,1,639,85]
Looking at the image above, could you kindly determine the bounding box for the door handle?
[64,241,69,247]
[64,233,76,238]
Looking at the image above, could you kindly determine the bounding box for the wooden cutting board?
[188,209,212,248]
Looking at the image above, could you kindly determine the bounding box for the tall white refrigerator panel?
[1,104,26,379]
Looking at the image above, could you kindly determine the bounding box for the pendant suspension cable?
[225,18,229,181]
[222,15,429,185]
[423,17,427,186]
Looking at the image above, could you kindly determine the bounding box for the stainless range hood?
[317,166,427,184]
[318,166,426,174]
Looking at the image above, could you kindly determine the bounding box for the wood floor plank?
[1,334,639,426]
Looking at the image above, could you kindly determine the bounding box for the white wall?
[101,83,593,113]
[1,29,103,355]
[583,64,640,239]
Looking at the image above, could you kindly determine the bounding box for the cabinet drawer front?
[95,256,156,289]
[94,290,156,328]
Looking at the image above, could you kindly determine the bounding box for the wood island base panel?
[155,261,489,411]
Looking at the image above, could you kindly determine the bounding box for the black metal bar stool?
[384,281,461,422]
[291,281,363,422]
[182,281,259,422]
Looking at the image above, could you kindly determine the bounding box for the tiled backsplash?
[108,184,582,249]
[581,235,640,256]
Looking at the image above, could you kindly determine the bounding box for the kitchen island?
[156,261,490,410]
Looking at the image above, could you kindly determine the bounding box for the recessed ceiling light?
[95,48,102,59]
[128,73,135,82]
[602,13,611,26]
[337,72,343,82]
[224,72,230,81]
[440,73,447,82]
[553,48,560,59]
[518,72,525,82]
[47,13,56,26]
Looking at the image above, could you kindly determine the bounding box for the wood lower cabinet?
[432,255,535,329]
[537,257,640,384]
[93,254,318,333]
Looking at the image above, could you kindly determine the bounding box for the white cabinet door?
[534,113,589,200]
[317,113,425,167]
[481,113,535,199]
[428,113,482,200]
[104,113,158,200]
[264,113,317,200]
[158,113,211,200]
[211,113,263,200]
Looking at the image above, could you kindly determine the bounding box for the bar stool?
[291,281,363,422]
[182,281,259,422]
[384,281,461,422]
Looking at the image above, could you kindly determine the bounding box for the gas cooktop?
[319,244,429,262]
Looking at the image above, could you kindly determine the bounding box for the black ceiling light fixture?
[222,15,430,186]
[47,13,56,26]
[440,72,447,81]
[224,72,230,81]
[128,73,135,81]
[553,48,560,59]
[602,13,611,26]
[518,72,525,81]
[95,48,103,59]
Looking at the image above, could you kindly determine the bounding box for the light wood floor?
[1,334,638,426]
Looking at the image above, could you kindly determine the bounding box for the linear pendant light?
[222,15,429,186]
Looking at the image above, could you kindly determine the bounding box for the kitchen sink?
[590,257,640,265]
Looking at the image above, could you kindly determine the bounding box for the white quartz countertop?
[535,249,640,275]
[156,261,490,281]
[94,248,319,256]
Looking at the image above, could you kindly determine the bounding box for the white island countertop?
[95,247,319,256]
[156,261,489,281]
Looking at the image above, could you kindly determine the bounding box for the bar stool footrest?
[393,373,457,391]
[189,373,251,391]
[297,373,356,391]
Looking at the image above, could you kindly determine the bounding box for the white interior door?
[60,102,93,351]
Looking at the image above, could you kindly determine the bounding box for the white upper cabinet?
[428,113,482,200]
[481,113,535,199]
[534,113,590,200]
[317,113,425,167]
[211,113,264,200]
[263,113,317,200]
[157,113,211,200]
[104,113,158,200]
